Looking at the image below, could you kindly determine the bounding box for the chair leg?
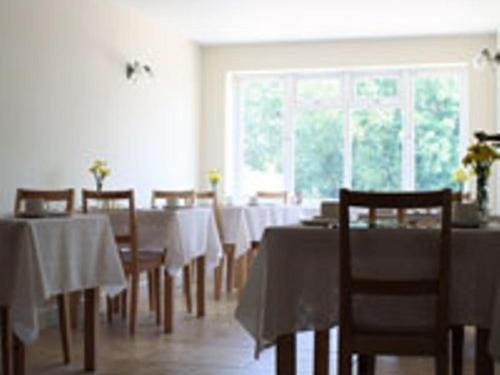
[196,256,206,318]
[147,271,155,312]
[358,355,375,375]
[451,325,464,375]
[57,294,72,364]
[214,260,223,301]
[1,306,13,375]
[129,273,140,336]
[69,291,81,330]
[154,268,161,326]
[277,334,296,375]
[163,270,174,334]
[183,265,193,314]
[226,246,235,293]
[120,289,128,320]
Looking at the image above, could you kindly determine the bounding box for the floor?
[26,281,494,375]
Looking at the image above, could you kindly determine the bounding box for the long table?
[236,225,500,374]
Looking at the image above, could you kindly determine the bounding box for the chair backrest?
[196,191,224,242]
[339,189,452,346]
[82,189,138,268]
[14,188,74,216]
[151,190,195,208]
[256,191,288,205]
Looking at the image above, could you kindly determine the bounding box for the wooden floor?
[25,282,496,374]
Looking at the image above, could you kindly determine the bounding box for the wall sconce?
[473,48,500,70]
[126,60,153,81]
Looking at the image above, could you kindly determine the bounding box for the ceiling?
[117,0,500,44]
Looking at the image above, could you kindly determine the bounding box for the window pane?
[354,76,399,100]
[414,74,461,190]
[241,79,285,196]
[294,108,344,201]
[296,78,342,106]
[352,108,403,191]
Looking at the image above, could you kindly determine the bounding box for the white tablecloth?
[221,205,303,257]
[107,208,223,276]
[236,226,500,359]
[0,214,126,343]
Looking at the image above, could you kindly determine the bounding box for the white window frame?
[229,65,468,201]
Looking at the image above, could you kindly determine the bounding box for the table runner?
[0,214,126,343]
[236,226,500,359]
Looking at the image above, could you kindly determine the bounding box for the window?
[230,67,467,204]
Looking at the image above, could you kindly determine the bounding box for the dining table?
[236,224,500,375]
[219,204,304,292]
[106,206,223,332]
[0,213,126,373]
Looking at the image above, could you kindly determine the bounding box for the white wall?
[201,35,497,200]
[0,0,201,212]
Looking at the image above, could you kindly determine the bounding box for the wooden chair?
[13,189,74,365]
[256,190,288,205]
[82,189,164,335]
[151,190,196,208]
[196,191,226,301]
[150,190,197,315]
[335,189,452,375]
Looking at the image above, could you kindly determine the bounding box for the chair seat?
[121,250,164,273]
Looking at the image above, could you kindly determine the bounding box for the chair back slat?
[14,188,74,216]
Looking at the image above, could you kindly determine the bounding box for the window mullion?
[343,72,352,189]
[402,71,415,190]
[283,75,295,194]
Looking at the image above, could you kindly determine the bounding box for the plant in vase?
[207,169,222,193]
[461,142,499,220]
[89,160,111,192]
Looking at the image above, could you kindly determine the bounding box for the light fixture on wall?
[126,60,153,81]
[473,48,500,70]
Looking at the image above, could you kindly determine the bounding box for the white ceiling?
[117,0,500,44]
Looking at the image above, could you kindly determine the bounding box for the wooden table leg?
[57,294,72,364]
[1,307,13,375]
[358,355,375,375]
[235,252,248,293]
[196,256,206,318]
[214,260,223,301]
[451,325,464,375]
[277,334,296,375]
[475,328,493,375]
[163,271,174,334]
[314,329,329,375]
[13,335,25,375]
[84,287,98,372]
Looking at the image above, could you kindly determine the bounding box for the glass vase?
[476,169,489,222]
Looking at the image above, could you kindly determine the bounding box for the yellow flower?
[208,169,222,184]
[453,168,469,183]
